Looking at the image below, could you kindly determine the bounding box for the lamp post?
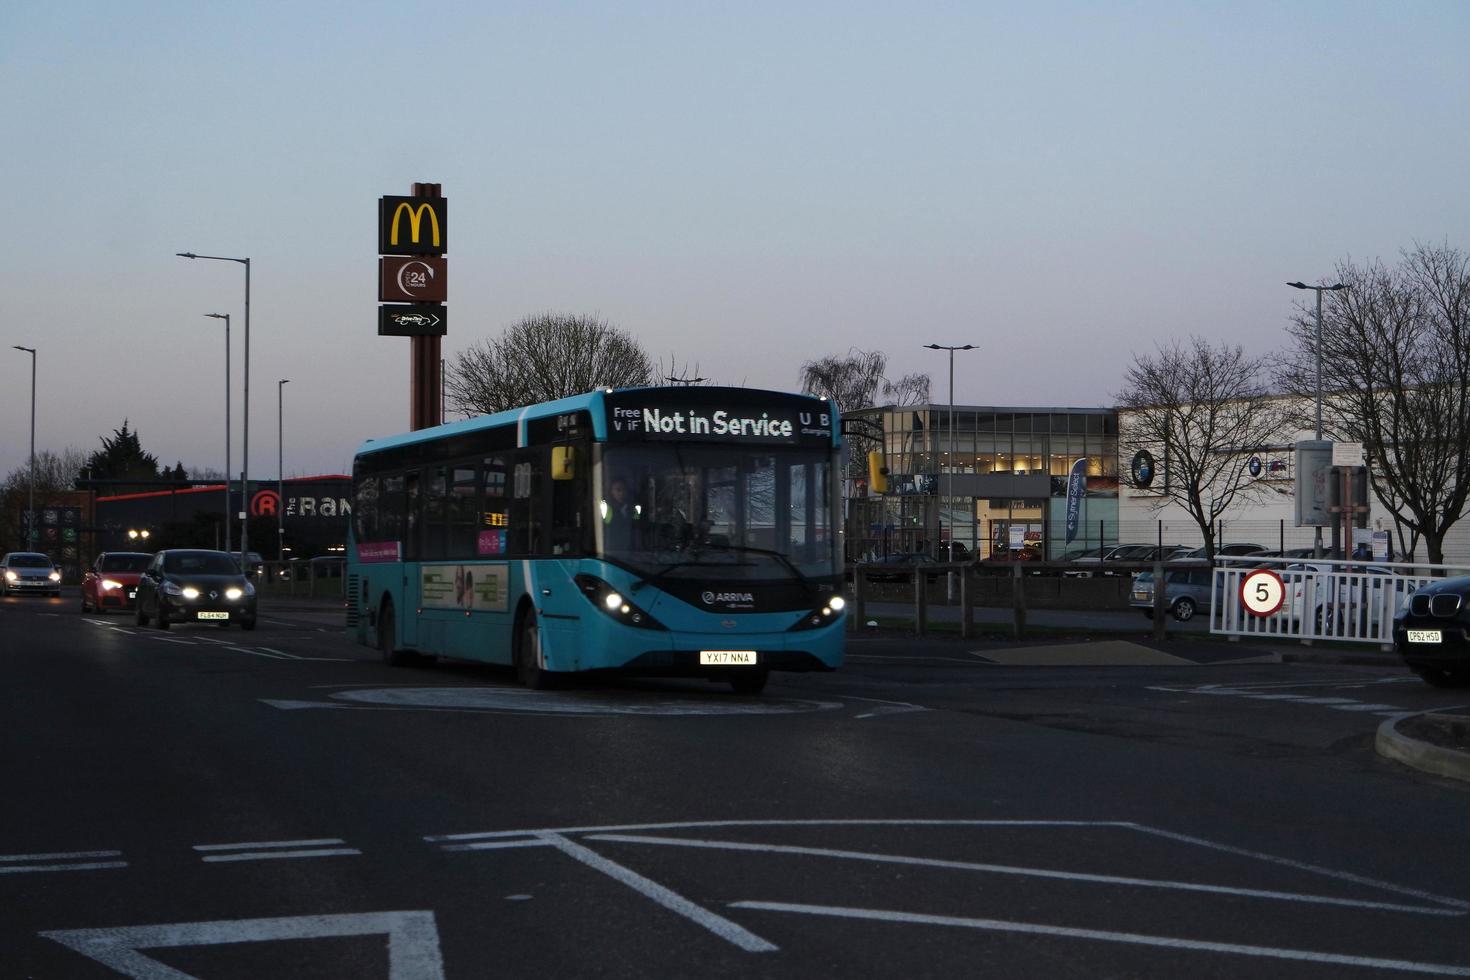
[1287,280,1350,558]
[180,252,250,562]
[12,346,35,548]
[203,313,232,554]
[278,379,289,561]
[924,343,975,596]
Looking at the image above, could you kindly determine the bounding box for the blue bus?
[347,386,845,693]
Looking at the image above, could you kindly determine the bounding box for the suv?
[0,552,62,596]
[1130,561,1217,621]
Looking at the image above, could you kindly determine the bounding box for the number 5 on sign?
[1239,569,1286,617]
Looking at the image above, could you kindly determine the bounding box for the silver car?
[0,551,62,596]
[1129,561,1217,621]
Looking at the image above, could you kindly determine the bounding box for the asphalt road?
[4,591,1469,978]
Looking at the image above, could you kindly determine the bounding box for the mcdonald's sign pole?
[378,183,447,430]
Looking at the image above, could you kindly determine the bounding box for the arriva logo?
[702,591,755,605]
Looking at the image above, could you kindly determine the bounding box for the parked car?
[933,541,972,562]
[1173,543,1269,561]
[1064,543,1156,577]
[977,548,1044,575]
[1129,561,1217,621]
[1393,575,1470,687]
[856,553,939,583]
[1274,562,1415,630]
[81,551,152,613]
[0,551,61,596]
[136,549,257,630]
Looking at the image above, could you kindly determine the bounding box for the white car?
[1276,562,1418,632]
[0,551,62,596]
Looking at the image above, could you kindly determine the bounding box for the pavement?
[263,590,1470,785]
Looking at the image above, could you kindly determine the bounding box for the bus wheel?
[517,612,555,690]
[729,669,769,695]
[379,602,412,667]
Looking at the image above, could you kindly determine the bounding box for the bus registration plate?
[197,611,230,621]
[1407,630,1442,644]
[700,650,757,666]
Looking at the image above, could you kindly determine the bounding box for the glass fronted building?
[845,405,1119,561]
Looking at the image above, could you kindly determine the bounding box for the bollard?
[961,566,973,639]
[913,565,926,636]
[1012,562,1026,640]
[1152,559,1166,641]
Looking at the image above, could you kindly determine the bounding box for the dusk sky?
[3,1,1468,482]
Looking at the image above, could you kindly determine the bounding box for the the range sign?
[379,305,447,337]
[379,256,447,303]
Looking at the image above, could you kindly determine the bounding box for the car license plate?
[1132,591,1149,601]
[1407,629,1442,644]
[700,650,757,666]
[197,611,230,621]
[127,590,136,599]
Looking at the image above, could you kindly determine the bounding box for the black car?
[1393,575,1470,687]
[136,549,257,631]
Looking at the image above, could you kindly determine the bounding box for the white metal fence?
[1208,556,1470,646]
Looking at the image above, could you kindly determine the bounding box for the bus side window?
[404,471,421,560]
[507,455,542,556]
[450,464,477,558]
[550,444,590,556]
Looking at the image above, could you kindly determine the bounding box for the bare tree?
[2,447,87,495]
[798,348,930,479]
[445,313,655,417]
[1118,338,1289,561]
[1276,244,1470,564]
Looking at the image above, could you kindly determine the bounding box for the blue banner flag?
[1064,458,1087,544]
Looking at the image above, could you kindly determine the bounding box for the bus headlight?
[575,574,667,630]
[789,596,847,631]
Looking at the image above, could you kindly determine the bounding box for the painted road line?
[536,832,777,952]
[425,819,1137,845]
[257,647,303,658]
[194,838,347,852]
[194,837,360,863]
[151,637,197,645]
[728,902,1470,976]
[0,849,127,875]
[228,646,291,659]
[43,910,445,980]
[202,847,362,863]
[1330,703,1403,712]
[584,834,1458,916]
[842,695,930,721]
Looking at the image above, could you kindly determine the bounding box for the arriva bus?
[347,386,845,693]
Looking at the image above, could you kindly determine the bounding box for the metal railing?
[1209,556,1468,647]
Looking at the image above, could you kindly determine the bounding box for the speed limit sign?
[1240,568,1286,617]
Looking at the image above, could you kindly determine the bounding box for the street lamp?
[180,252,250,562]
[1288,280,1350,558]
[278,379,289,561]
[924,343,976,595]
[203,313,232,554]
[12,346,35,548]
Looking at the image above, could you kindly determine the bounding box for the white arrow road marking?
[42,910,445,980]
[729,902,1470,977]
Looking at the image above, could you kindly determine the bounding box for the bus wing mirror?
[867,450,889,494]
[551,446,576,481]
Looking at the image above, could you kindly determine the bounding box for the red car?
[81,551,153,613]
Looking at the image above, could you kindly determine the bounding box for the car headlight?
[225,587,244,600]
[575,574,666,630]
[102,579,123,591]
[3,570,16,582]
[48,570,61,582]
[181,587,200,600]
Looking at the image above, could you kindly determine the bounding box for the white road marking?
[228,646,289,659]
[843,695,930,720]
[535,832,777,952]
[1330,703,1402,712]
[193,838,346,852]
[42,910,445,979]
[0,849,122,862]
[0,849,126,875]
[201,847,361,863]
[151,637,196,646]
[729,902,1470,976]
[584,833,1458,916]
[257,647,301,659]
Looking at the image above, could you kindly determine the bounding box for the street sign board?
[378,195,447,255]
[379,305,447,336]
[1294,440,1332,527]
[1240,568,1286,618]
[1332,442,1365,467]
[379,256,447,303]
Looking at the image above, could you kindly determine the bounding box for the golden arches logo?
[389,202,441,248]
